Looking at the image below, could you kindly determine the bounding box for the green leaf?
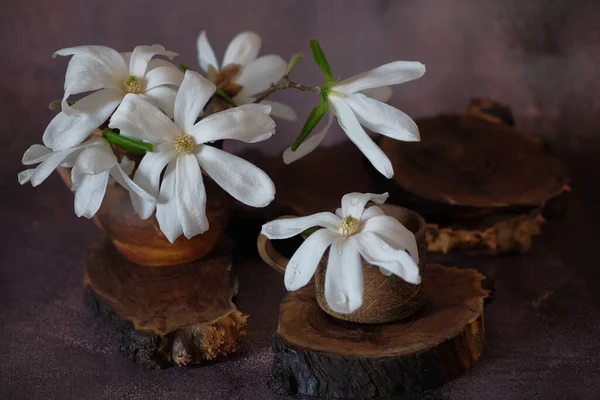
[215,89,237,107]
[310,39,334,85]
[102,129,153,154]
[286,52,304,75]
[291,92,329,151]
[179,62,191,72]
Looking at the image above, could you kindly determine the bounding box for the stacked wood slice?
[376,99,570,254]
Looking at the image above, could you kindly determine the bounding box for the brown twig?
[253,76,317,104]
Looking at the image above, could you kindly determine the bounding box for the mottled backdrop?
[2,1,600,399]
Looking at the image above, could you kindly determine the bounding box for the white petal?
[54,45,127,113]
[353,232,421,284]
[282,112,334,164]
[145,65,184,91]
[73,170,110,218]
[325,238,363,314]
[43,89,122,151]
[119,156,135,176]
[334,61,426,94]
[236,55,286,96]
[196,145,275,208]
[361,86,392,103]
[142,86,178,119]
[176,154,208,238]
[18,169,35,185]
[345,93,419,141]
[129,45,178,78]
[156,160,183,243]
[329,96,394,178]
[261,212,341,240]
[196,31,219,73]
[74,144,117,174]
[341,192,389,220]
[259,100,297,121]
[174,71,216,132]
[284,229,338,291]
[132,142,177,219]
[190,104,274,144]
[29,143,89,187]
[362,215,419,264]
[22,144,52,165]
[362,205,385,220]
[110,164,156,204]
[109,93,181,143]
[222,31,261,67]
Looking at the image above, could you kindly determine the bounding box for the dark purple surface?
[2,1,600,399]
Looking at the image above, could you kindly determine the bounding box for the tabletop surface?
[2,0,600,399]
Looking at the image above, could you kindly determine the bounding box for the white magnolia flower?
[261,192,420,314]
[44,45,184,151]
[109,70,277,243]
[197,30,297,121]
[283,61,426,178]
[18,137,154,218]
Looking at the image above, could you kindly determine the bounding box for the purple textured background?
[2,0,600,399]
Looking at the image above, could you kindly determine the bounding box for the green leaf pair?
[290,39,334,152]
[102,129,153,154]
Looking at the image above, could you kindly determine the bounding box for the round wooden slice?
[271,264,489,399]
[84,236,248,369]
[379,115,570,210]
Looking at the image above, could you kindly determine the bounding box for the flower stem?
[253,76,318,104]
[102,129,153,154]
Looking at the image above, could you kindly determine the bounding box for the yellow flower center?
[123,75,144,94]
[172,134,196,154]
[338,216,360,236]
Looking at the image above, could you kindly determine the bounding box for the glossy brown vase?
[257,204,427,324]
[58,168,230,267]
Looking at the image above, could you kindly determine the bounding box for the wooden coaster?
[270,264,489,399]
[84,236,248,369]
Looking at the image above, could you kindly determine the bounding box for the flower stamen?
[123,75,144,94]
[338,215,360,236]
[173,134,196,154]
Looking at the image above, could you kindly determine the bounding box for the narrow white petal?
[176,154,209,238]
[110,165,156,204]
[142,86,178,119]
[129,45,178,77]
[325,238,363,314]
[334,61,425,94]
[329,96,394,178]
[190,104,274,144]
[18,169,35,185]
[22,144,52,165]
[284,229,338,291]
[156,160,183,243]
[196,145,275,208]
[353,232,421,284]
[74,144,117,175]
[73,171,110,218]
[361,86,392,103]
[174,71,216,132]
[236,55,286,96]
[362,215,419,264]
[345,93,419,141]
[29,145,87,187]
[54,45,127,113]
[196,31,219,73]
[119,156,135,176]
[341,192,389,220]
[261,212,341,240]
[132,142,177,219]
[43,89,122,151]
[259,100,297,121]
[282,112,334,164]
[361,205,385,220]
[145,65,184,90]
[109,93,181,143]
[222,31,261,67]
